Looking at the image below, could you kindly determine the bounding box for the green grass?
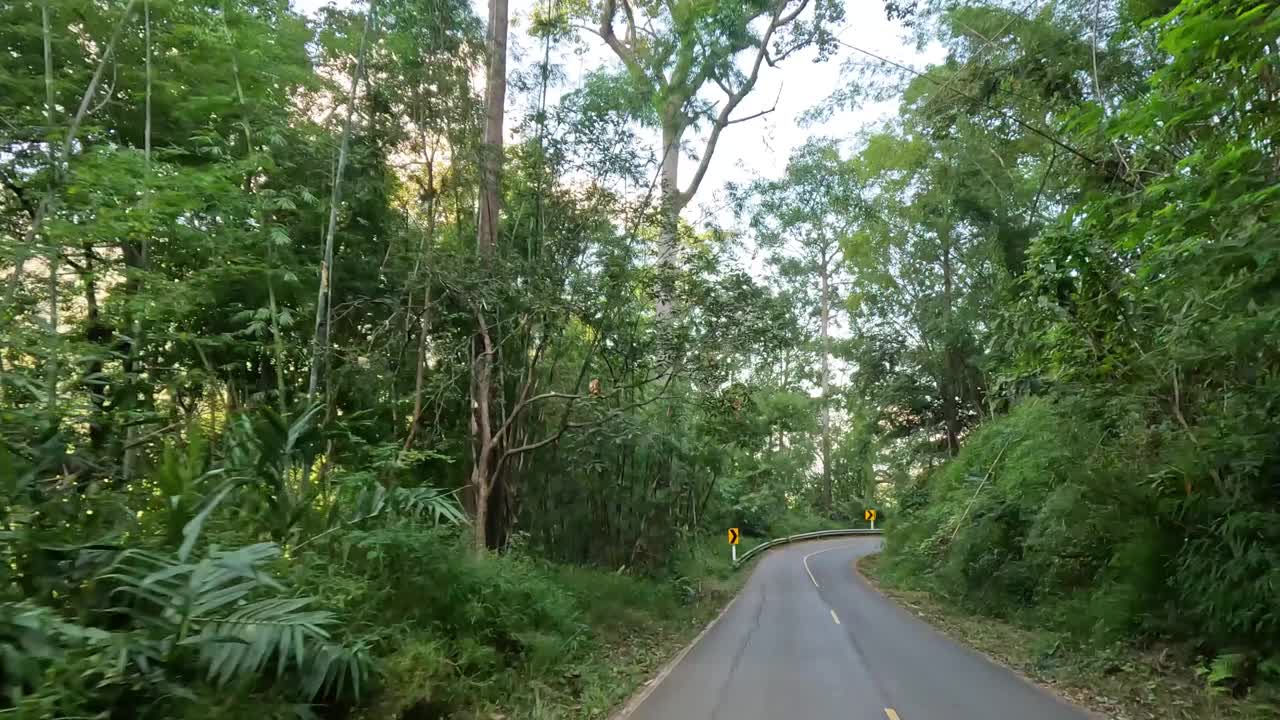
[305,513,850,719]
[334,529,748,720]
[860,554,1280,720]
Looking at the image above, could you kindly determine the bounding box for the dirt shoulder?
[856,554,1278,720]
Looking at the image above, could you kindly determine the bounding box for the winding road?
[620,537,1091,720]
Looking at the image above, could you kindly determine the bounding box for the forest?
[1,0,1277,717]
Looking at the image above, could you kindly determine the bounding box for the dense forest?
[1,0,1277,717]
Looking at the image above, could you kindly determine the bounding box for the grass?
[858,554,1280,720]
[520,537,746,719]
[342,514,854,720]
[348,532,748,720]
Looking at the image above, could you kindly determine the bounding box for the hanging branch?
[950,437,1012,542]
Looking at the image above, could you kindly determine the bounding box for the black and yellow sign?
[864,509,878,522]
[728,528,740,545]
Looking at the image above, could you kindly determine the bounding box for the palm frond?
[392,486,467,525]
[193,597,335,686]
[300,638,372,701]
[99,540,364,698]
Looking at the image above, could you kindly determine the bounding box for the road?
[622,537,1091,720]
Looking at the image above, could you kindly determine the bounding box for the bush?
[886,379,1280,672]
[884,397,1161,632]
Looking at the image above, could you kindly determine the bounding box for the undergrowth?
[312,529,746,720]
[878,396,1280,716]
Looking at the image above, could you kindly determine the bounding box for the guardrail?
[734,528,883,567]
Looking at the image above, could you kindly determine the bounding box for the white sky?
[292,0,943,225]
[290,0,937,409]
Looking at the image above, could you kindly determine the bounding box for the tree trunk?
[469,313,496,553]
[475,0,508,256]
[122,0,154,480]
[80,251,109,452]
[41,0,58,415]
[470,0,509,553]
[818,257,833,510]
[307,1,376,404]
[404,156,436,450]
[940,227,959,456]
[471,454,491,552]
[656,119,682,326]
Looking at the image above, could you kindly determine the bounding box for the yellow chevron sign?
[728,528,740,545]
[864,509,877,522]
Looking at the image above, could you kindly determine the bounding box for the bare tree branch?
[503,372,677,459]
[601,0,652,86]
[726,85,783,126]
[679,0,811,205]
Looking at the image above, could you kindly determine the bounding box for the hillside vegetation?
[858,0,1280,707]
[3,0,1278,717]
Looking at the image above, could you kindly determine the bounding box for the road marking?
[802,544,856,588]
[885,709,901,720]
[830,609,841,625]
[609,594,742,720]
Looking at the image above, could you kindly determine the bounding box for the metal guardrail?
[734,528,883,567]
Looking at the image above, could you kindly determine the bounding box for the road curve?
[623,537,1091,720]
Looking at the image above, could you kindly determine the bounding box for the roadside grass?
[348,531,747,720]
[349,514,872,719]
[518,535,747,719]
[859,554,1280,720]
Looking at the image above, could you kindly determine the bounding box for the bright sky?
[292,0,942,225]
[290,0,935,403]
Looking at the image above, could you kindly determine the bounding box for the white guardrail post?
[732,528,884,568]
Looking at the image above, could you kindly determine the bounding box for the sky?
[288,0,938,398]
[292,0,944,225]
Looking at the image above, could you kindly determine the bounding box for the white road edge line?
[885,709,901,720]
[608,590,741,720]
[802,543,858,589]
[613,540,871,720]
[830,609,841,625]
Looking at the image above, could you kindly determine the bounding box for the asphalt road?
[622,537,1092,720]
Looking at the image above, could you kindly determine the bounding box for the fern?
[195,597,334,685]
[102,542,367,699]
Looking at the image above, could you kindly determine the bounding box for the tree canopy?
[2,0,1278,716]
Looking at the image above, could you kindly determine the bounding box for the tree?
[732,138,859,510]
[586,0,844,338]
[307,1,378,406]
[468,0,511,552]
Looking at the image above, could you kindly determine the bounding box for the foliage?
[869,0,1280,701]
[4,0,1273,713]
[0,0,857,715]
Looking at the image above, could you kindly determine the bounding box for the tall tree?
[308,0,378,405]
[587,0,843,338]
[470,0,510,551]
[732,138,858,510]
